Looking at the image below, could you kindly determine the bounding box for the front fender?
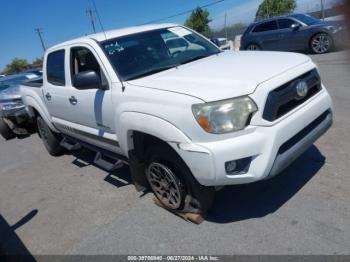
[117,111,192,155]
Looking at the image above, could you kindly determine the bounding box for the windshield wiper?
[127,64,179,80]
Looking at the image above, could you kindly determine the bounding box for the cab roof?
[48,23,178,52]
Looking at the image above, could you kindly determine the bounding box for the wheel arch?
[117,111,192,157]
[24,96,59,132]
[308,31,334,51]
[127,130,215,213]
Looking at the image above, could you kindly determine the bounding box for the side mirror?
[73,70,102,90]
[291,23,301,31]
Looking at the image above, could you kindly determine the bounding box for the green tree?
[184,7,212,37]
[255,0,296,21]
[2,58,29,75]
[32,57,43,67]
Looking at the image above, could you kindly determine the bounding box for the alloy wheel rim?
[146,162,183,210]
[312,35,330,54]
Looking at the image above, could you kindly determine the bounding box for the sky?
[0,0,339,71]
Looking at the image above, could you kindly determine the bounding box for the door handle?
[69,96,78,105]
[45,93,52,101]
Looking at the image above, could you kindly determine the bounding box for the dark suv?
[241,13,346,54]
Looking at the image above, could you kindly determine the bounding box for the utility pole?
[86,8,97,33]
[266,0,269,18]
[320,0,325,21]
[34,28,46,52]
[224,13,228,40]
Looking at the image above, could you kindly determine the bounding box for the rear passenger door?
[44,49,71,122]
[251,20,280,50]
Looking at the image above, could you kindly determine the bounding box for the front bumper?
[174,89,333,186]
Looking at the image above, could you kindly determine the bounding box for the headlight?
[0,100,24,111]
[192,96,258,134]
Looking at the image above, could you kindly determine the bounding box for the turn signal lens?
[198,116,211,131]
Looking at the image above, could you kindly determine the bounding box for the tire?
[0,118,16,140]
[144,143,215,214]
[36,116,65,156]
[310,33,333,54]
[245,44,261,51]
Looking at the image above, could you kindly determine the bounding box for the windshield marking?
[167,27,192,37]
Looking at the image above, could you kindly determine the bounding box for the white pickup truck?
[20,24,333,215]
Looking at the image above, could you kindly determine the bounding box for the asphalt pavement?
[0,50,349,255]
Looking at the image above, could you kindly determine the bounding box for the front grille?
[263,69,322,122]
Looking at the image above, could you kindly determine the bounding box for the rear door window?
[253,20,278,33]
[47,50,65,86]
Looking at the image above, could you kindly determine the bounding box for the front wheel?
[146,162,185,210]
[145,144,215,214]
[36,116,65,156]
[310,33,333,54]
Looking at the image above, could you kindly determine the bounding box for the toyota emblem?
[296,80,308,99]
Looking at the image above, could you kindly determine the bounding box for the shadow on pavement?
[71,148,132,188]
[69,144,325,224]
[0,210,37,261]
[207,146,325,223]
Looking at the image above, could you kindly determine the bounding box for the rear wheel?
[310,33,333,54]
[145,144,215,214]
[36,116,65,156]
[0,118,16,140]
[246,44,261,51]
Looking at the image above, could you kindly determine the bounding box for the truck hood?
[0,85,21,102]
[127,51,311,101]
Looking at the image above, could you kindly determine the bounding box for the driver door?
[60,44,120,153]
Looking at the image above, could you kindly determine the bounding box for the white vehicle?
[211,37,231,50]
[20,24,333,215]
[165,37,205,55]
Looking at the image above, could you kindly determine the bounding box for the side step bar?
[94,152,124,171]
[60,137,81,151]
[61,135,127,172]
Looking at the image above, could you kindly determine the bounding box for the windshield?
[0,76,28,91]
[290,14,320,25]
[100,26,220,81]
